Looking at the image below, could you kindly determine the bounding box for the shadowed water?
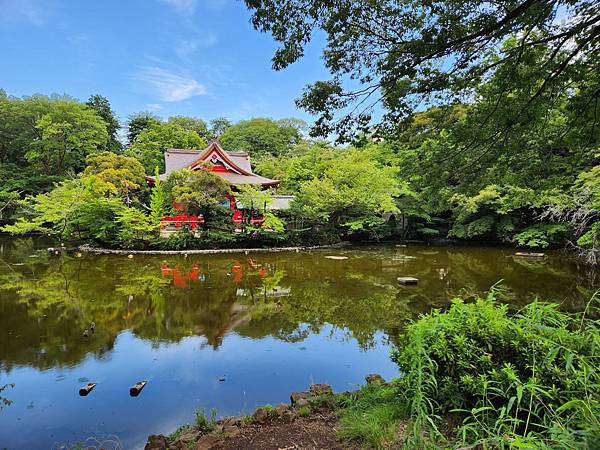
[0,237,597,449]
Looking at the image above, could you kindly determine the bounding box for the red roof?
[148,139,280,188]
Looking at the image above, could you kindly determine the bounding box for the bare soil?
[211,409,359,450]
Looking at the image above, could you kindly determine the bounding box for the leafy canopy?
[220,117,304,157]
[126,122,205,173]
[167,168,232,215]
[245,0,600,141]
[294,149,400,232]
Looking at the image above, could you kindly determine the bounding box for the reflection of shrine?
[154,257,290,348]
[160,262,205,289]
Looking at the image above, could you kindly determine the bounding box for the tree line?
[0,23,598,260]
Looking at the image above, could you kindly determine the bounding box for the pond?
[0,237,597,449]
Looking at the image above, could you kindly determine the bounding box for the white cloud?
[176,33,218,59]
[136,67,207,102]
[159,0,197,14]
[0,0,47,25]
[146,103,162,110]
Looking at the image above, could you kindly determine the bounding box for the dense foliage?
[385,292,600,448]
[244,0,599,142]
[334,292,600,449]
[1,10,599,259]
[219,117,305,157]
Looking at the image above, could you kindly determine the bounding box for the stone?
[280,410,296,423]
[195,435,220,450]
[130,380,148,397]
[365,373,386,385]
[78,382,96,396]
[172,431,202,449]
[290,391,309,405]
[324,255,348,260]
[252,407,270,424]
[144,434,167,450]
[274,403,289,415]
[397,277,419,285]
[309,383,333,396]
[221,425,240,439]
[295,398,309,408]
[219,416,240,427]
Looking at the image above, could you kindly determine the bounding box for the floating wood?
[397,277,419,285]
[325,255,348,260]
[514,252,545,258]
[129,380,148,397]
[79,383,96,396]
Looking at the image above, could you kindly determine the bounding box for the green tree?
[126,112,161,144]
[209,117,232,136]
[245,0,599,141]
[86,94,122,153]
[126,122,205,173]
[167,168,232,218]
[294,150,400,233]
[26,100,109,175]
[167,116,209,139]
[149,167,169,226]
[220,117,303,157]
[82,152,146,200]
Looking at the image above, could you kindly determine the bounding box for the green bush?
[391,291,600,448]
[513,223,571,248]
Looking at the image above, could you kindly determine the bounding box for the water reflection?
[0,238,597,449]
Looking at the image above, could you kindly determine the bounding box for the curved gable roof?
[188,140,253,176]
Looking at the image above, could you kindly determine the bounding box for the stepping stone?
[397,277,419,285]
[514,252,545,258]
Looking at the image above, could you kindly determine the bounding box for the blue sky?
[0,0,329,124]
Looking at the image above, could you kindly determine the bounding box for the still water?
[0,237,597,449]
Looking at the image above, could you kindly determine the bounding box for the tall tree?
[167,168,232,218]
[83,152,146,199]
[26,100,109,176]
[210,117,232,136]
[167,116,209,139]
[86,94,122,152]
[245,0,600,141]
[219,117,302,156]
[125,122,205,173]
[126,112,161,144]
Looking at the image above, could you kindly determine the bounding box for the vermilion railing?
[160,215,204,230]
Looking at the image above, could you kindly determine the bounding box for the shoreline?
[76,241,350,255]
[144,375,389,450]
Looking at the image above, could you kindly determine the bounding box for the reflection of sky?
[0,326,397,450]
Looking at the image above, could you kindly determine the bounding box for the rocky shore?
[144,374,388,450]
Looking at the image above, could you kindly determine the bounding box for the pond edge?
[76,241,350,255]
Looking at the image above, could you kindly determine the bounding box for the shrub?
[391,291,600,448]
[513,223,571,248]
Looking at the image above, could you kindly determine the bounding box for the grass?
[334,290,600,449]
[297,405,311,417]
[337,383,404,449]
[195,407,217,432]
[167,424,192,441]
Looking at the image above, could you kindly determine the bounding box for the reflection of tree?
[1,240,595,371]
